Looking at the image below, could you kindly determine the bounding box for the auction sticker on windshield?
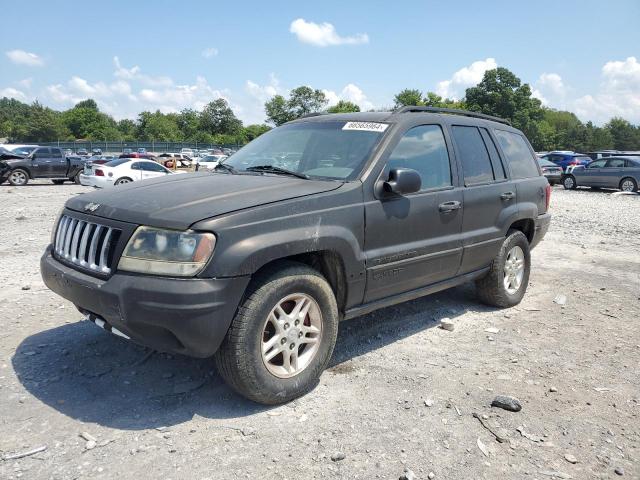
[342,122,389,133]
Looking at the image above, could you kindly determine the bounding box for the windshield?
[223,121,388,180]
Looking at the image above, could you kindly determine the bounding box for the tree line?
[2,66,640,152]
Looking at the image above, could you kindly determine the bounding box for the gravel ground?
[0,182,638,480]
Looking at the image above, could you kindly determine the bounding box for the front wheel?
[563,175,577,190]
[215,262,339,404]
[619,177,638,193]
[8,169,29,186]
[476,230,531,308]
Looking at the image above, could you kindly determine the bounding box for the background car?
[539,151,592,171]
[562,156,640,192]
[197,154,227,170]
[538,158,563,185]
[91,148,103,156]
[157,153,192,168]
[137,148,147,154]
[76,148,89,156]
[80,158,177,188]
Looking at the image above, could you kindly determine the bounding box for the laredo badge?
[342,122,389,133]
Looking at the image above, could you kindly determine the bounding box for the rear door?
[49,148,67,176]
[363,123,463,303]
[451,124,513,275]
[603,158,625,188]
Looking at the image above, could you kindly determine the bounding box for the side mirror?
[382,168,421,195]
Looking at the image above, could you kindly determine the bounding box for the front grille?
[54,215,120,275]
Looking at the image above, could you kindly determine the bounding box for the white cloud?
[436,58,497,99]
[290,18,369,47]
[138,76,227,113]
[5,49,44,67]
[202,47,219,59]
[323,83,373,111]
[532,72,567,107]
[573,56,640,124]
[113,56,172,87]
[18,78,33,89]
[0,87,28,101]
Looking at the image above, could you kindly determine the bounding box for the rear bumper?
[531,213,551,249]
[543,172,562,183]
[40,246,250,357]
[78,174,96,187]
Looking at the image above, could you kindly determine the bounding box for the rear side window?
[387,125,452,191]
[479,128,506,180]
[494,130,540,179]
[51,148,63,158]
[451,126,494,185]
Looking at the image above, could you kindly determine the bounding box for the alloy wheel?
[503,246,525,295]
[261,293,322,378]
[9,170,27,186]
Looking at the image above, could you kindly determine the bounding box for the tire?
[8,169,29,186]
[52,179,65,185]
[475,230,531,308]
[115,177,132,186]
[563,175,577,190]
[73,172,82,185]
[215,262,339,405]
[619,177,638,193]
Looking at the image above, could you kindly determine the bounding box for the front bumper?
[40,246,250,357]
[531,212,551,249]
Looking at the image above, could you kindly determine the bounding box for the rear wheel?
[619,177,638,193]
[73,172,82,185]
[476,230,531,308]
[215,262,339,404]
[8,169,29,186]
[563,175,577,190]
[115,177,132,185]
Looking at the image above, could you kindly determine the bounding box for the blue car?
[539,151,592,171]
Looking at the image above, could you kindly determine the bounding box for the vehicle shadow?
[12,283,488,430]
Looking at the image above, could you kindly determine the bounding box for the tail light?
[545,184,552,212]
[95,169,104,177]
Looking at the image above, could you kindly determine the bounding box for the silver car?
[563,157,640,192]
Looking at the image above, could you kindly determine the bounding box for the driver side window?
[386,125,452,191]
[589,160,606,168]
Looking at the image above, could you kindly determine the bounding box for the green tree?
[606,117,639,150]
[62,99,120,140]
[393,89,424,108]
[117,119,137,141]
[423,92,466,109]
[136,111,182,141]
[242,124,271,142]
[327,100,361,113]
[22,102,69,142]
[200,99,243,136]
[177,108,201,140]
[264,87,328,125]
[465,67,543,140]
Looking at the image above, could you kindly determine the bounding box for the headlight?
[118,226,216,277]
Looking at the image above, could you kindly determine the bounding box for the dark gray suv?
[40,107,551,404]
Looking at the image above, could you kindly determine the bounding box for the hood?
[66,172,342,230]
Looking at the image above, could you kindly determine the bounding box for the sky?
[1,0,639,125]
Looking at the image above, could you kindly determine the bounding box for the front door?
[30,147,52,176]
[363,124,463,303]
[577,159,607,186]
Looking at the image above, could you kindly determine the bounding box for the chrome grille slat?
[53,215,119,276]
[99,228,113,273]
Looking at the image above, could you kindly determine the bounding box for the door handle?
[500,191,515,200]
[439,200,462,213]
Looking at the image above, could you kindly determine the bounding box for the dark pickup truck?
[0,146,86,186]
[41,107,551,404]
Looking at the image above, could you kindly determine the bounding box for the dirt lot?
[0,182,638,480]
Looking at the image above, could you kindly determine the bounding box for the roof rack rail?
[299,112,325,119]
[394,106,511,125]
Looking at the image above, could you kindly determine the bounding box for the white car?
[180,148,194,157]
[79,158,177,188]
[198,154,228,170]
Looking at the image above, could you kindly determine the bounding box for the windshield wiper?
[213,162,237,174]
[245,165,309,179]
